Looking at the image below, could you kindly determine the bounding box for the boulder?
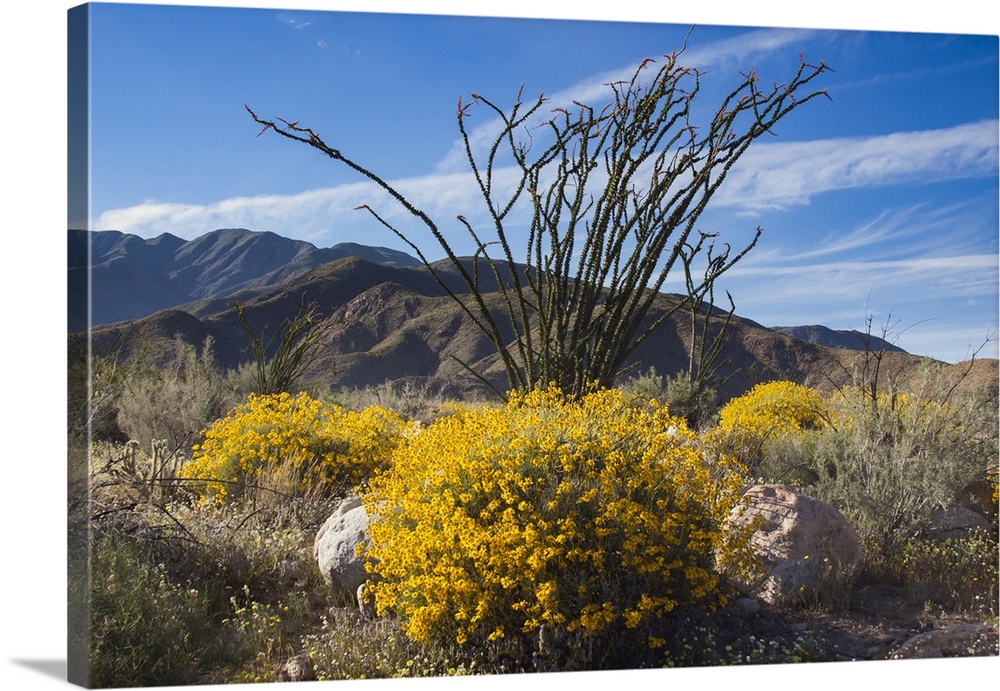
[956,479,998,523]
[314,495,372,597]
[927,507,990,540]
[890,622,999,659]
[728,484,862,606]
[277,654,317,682]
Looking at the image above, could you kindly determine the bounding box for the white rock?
[314,495,372,597]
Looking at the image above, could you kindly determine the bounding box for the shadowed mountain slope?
[68,228,422,332]
[773,324,908,354]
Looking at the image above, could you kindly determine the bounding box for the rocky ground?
[726,583,998,664]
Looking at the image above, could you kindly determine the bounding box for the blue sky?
[76,2,1000,364]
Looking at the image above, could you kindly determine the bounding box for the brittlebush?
[360,387,755,662]
[704,380,829,473]
[180,392,407,503]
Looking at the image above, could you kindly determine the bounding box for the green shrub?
[300,607,526,680]
[88,534,223,688]
[899,532,998,616]
[116,336,250,453]
[87,470,337,687]
[324,379,453,422]
[620,367,719,430]
[811,386,993,552]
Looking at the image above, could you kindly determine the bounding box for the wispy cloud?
[833,52,999,93]
[95,119,998,249]
[433,27,818,175]
[730,253,998,287]
[680,27,820,68]
[716,120,999,211]
[714,201,999,362]
[94,170,494,248]
[276,13,312,30]
[779,198,996,261]
[96,184,378,244]
[720,250,998,360]
[431,26,996,214]
[729,199,998,293]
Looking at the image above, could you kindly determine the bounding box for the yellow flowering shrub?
[718,380,828,436]
[360,386,756,662]
[705,380,828,472]
[180,392,407,503]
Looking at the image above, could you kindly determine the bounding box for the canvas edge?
[67,3,92,688]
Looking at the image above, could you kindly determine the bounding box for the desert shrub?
[88,449,340,686]
[620,367,719,430]
[748,432,824,488]
[234,299,327,396]
[704,380,829,477]
[68,332,135,443]
[116,336,249,453]
[809,385,994,554]
[360,386,756,670]
[88,533,224,688]
[88,524,325,687]
[898,531,998,616]
[325,379,454,422]
[179,391,408,504]
[301,607,529,680]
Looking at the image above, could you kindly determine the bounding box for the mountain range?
[67,227,420,332]
[71,228,994,403]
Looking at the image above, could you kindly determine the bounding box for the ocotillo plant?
[248,45,830,398]
[234,299,326,396]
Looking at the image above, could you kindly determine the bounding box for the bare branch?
[247,41,831,397]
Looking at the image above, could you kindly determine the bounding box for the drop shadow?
[10,659,67,682]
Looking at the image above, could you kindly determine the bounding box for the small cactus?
[123,439,141,476]
[139,438,179,502]
[151,439,170,480]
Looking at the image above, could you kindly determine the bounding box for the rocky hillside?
[773,324,908,354]
[86,253,995,405]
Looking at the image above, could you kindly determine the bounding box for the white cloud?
[93,169,500,249]
[680,27,820,68]
[715,120,999,211]
[96,118,998,257]
[721,248,998,361]
[276,13,312,29]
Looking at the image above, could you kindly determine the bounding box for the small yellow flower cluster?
[824,386,953,433]
[361,386,754,650]
[180,392,407,503]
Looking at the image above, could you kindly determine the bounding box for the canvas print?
[67,2,999,688]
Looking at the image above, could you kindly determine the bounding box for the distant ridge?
[82,250,992,408]
[772,324,908,354]
[68,228,421,332]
